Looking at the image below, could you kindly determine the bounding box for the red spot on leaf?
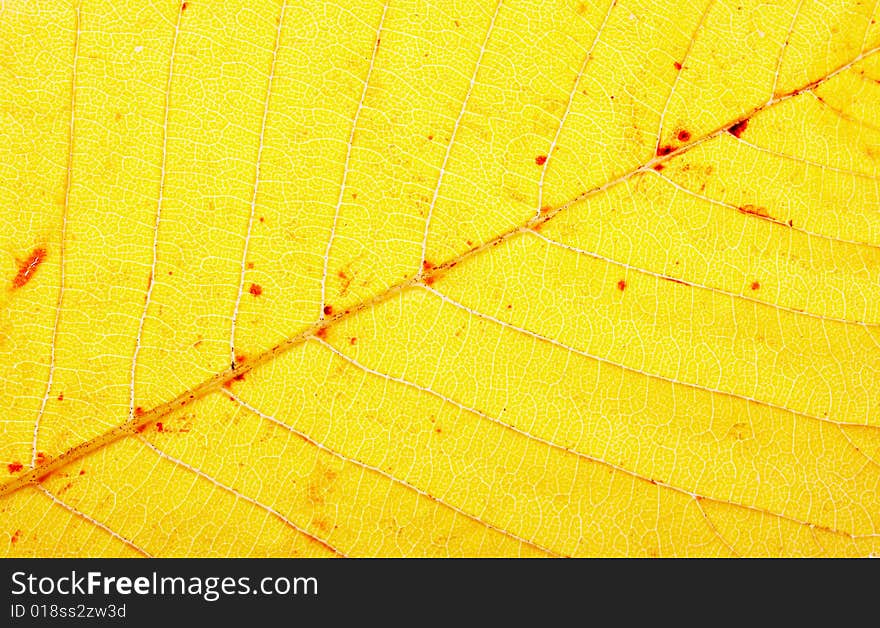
[617,280,627,291]
[135,424,147,433]
[235,353,247,365]
[79,469,86,475]
[424,276,435,286]
[11,529,21,544]
[134,406,145,418]
[750,281,760,291]
[653,163,665,171]
[534,155,547,165]
[57,392,64,401]
[656,145,674,157]
[323,305,333,316]
[11,248,47,289]
[677,129,691,142]
[316,327,328,339]
[349,337,357,345]
[727,119,749,138]
[156,422,164,432]
[181,1,188,10]
[540,205,552,214]
[249,283,263,296]
[35,452,46,466]
[422,260,435,271]
[7,462,23,474]
[673,61,682,70]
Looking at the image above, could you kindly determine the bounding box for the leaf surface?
[2,0,880,557]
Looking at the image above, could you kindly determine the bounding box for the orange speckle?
[617,279,627,291]
[316,327,328,339]
[249,283,263,296]
[35,452,46,466]
[349,337,357,345]
[134,406,145,418]
[424,276,435,286]
[7,462,23,474]
[11,248,47,289]
[750,281,760,290]
[246,261,255,270]
[540,205,552,214]
[135,424,147,433]
[534,155,547,165]
[323,305,333,316]
[235,353,247,365]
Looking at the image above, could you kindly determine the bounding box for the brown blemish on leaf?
[249,283,263,296]
[727,119,749,138]
[652,163,665,171]
[662,276,687,286]
[737,204,774,221]
[11,248,47,290]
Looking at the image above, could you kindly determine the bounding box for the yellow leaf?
[2,0,879,557]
